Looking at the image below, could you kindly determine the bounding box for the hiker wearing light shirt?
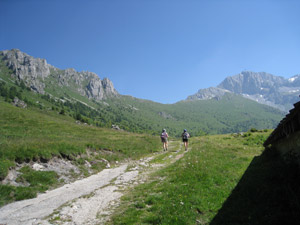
[160,129,169,151]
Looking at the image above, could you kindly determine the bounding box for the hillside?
[0,100,161,206]
[108,94,284,136]
[0,49,284,136]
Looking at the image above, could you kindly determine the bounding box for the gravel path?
[0,142,186,225]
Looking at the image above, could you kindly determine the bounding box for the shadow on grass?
[210,148,300,225]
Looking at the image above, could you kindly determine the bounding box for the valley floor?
[2,131,299,225]
[0,141,186,225]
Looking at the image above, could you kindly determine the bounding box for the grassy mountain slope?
[105,94,284,136]
[0,100,161,206]
[0,55,284,136]
[0,101,160,163]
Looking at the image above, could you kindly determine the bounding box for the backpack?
[161,132,167,139]
[183,132,189,140]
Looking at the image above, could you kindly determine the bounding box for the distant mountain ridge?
[187,71,300,112]
[0,49,285,135]
[2,49,299,112]
[0,49,118,101]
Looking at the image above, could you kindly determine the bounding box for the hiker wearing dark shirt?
[181,129,190,151]
[161,129,169,151]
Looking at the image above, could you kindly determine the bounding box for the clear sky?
[1,0,300,103]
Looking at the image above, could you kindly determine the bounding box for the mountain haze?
[0,49,285,135]
[188,71,300,112]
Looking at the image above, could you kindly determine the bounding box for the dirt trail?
[0,141,187,225]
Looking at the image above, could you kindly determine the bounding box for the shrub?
[59,109,65,115]
[250,128,258,132]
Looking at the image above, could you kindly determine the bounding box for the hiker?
[182,129,190,151]
[161,129,169,151]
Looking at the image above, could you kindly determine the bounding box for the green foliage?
[0,81,23,101]
[19,80,26,90]
[9,86,17,99]
[0,185,38,206]
[250,127,258,132]
[243,134,267,146]
[0,81,8,97]
[0,159,14,180]
[75,113,82,121]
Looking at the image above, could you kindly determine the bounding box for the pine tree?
[9,86,17,100]
[20,80,26,90]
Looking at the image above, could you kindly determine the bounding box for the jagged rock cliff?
[1,49,52,93]
[0,49,118,100]
[218,71,287,95]
[187,71,300,112]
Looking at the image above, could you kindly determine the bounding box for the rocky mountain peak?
[187,87,230,101]
[188,71,300,112]
[85,76,117,100]
[0,49,118,100]
[288,74,300,86]
[102,78,118,96]
[217,71,286,95]
[1,49,53,93]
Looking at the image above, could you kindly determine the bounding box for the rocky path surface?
[0,141,187,225]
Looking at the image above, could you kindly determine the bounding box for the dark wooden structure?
[264,99,300,163]
[264,101,300,146]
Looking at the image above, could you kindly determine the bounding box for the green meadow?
[2,97,299,225]
[110,131,300,225]
[0,100,161,206]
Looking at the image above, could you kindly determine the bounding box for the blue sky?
[1,0,300,103]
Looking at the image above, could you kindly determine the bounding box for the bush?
[76,113,82,121]
[59,109,65,115]
[250,128,258,132]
